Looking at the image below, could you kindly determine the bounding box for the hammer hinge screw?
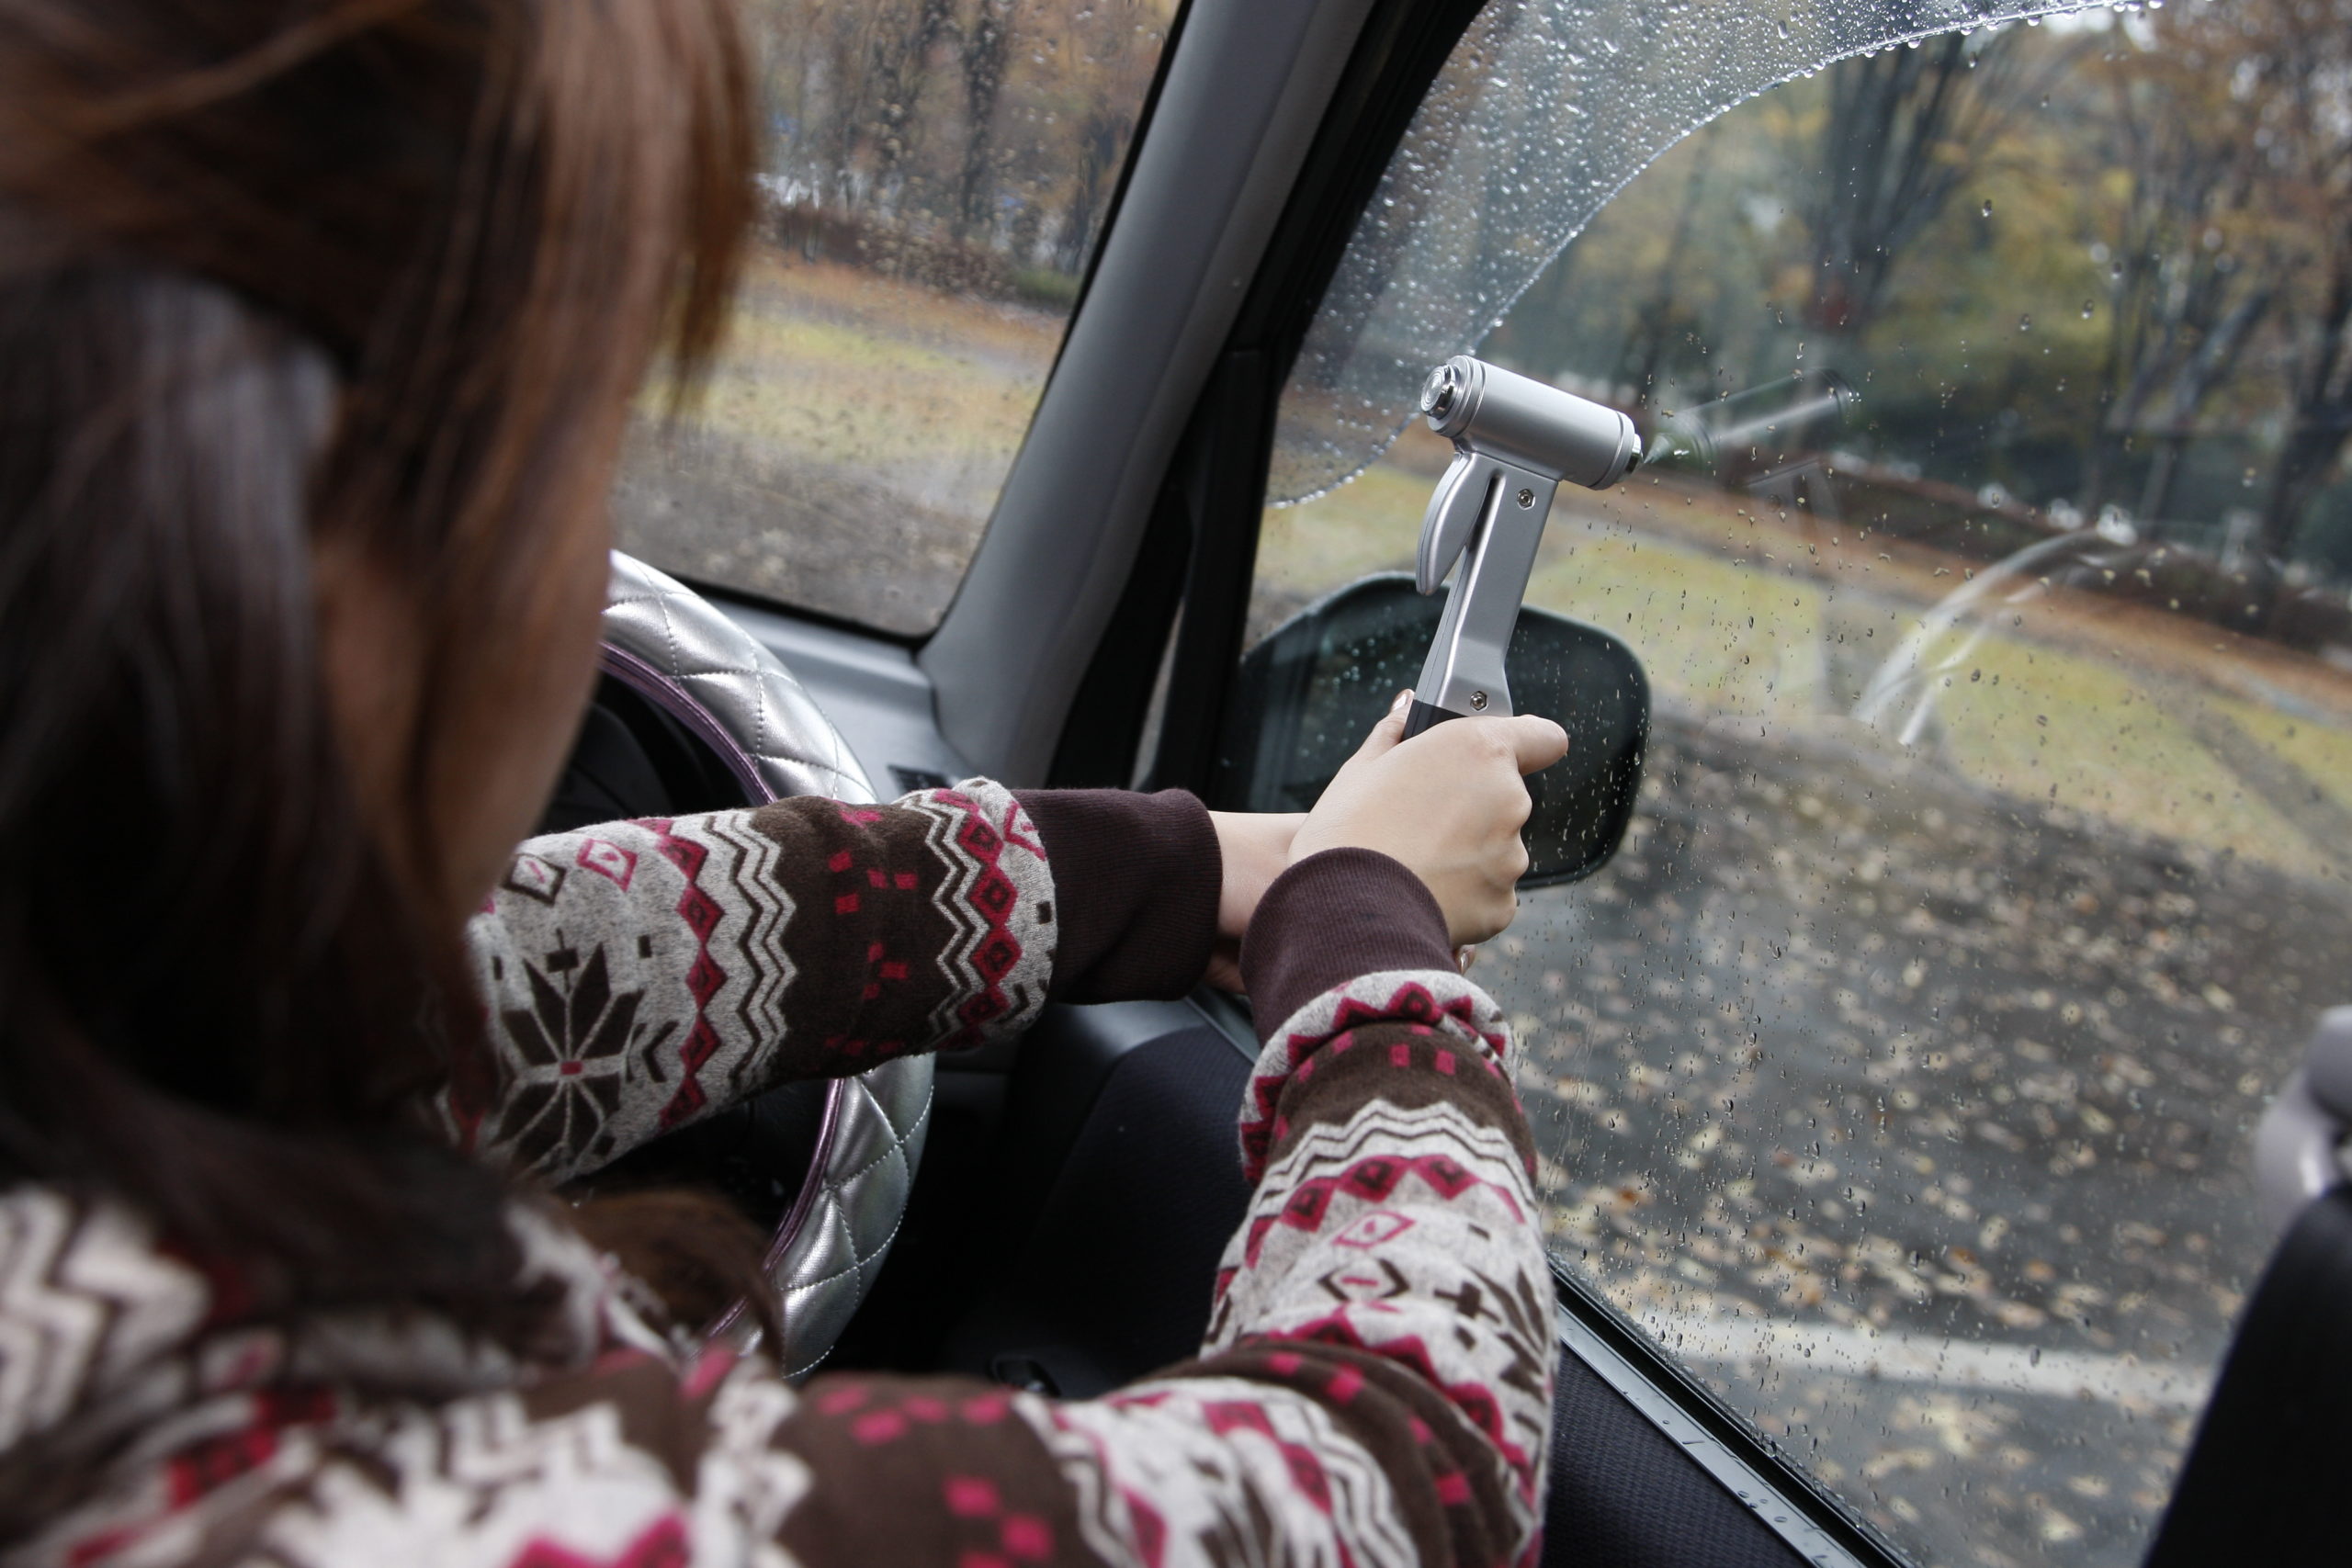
[1470,691,1488,710]
[1517,488,1535,508]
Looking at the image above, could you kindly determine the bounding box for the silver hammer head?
[1415,356,1640,595]
[1406,357,1638,730]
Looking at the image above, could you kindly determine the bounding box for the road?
[1487,709,2352,1565]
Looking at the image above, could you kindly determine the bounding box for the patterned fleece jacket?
[0,783,1556,1568]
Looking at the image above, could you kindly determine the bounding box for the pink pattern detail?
[1259,1312,1536,1484]
[1334,1211,1416,1248]
[503,852,564,904]
[944,1476,1000,1517]
[506,1517,689,1568]
[1243,1153,1523,1267]
[574,838,639,890]
[157,1386,333,1511]
[1200,1401,1337,1517]
[1239,982,1510,1179]
[853,1409,909,1444]
[996,802,1044,859]
[933,790,1029,1047]
[1001,1514,1052,1560]
[680,1348,736,1400]
[638,822,724,1130]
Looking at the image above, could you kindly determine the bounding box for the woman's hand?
[1289,690,1568,947]
[1205,809,1308,990]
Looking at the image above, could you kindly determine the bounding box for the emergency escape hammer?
[1404,355,1641,738]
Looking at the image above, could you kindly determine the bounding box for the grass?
[639,248,1060,479]
[1933,639,2309,867]
[2215,701,2352,822]
[1526,518,1834,723]
[1256,449,2352,876]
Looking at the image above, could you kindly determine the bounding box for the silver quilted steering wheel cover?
[599,551,933,1379]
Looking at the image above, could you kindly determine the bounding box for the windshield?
[1270,0,2110,505]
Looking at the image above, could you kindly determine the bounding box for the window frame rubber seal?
[1551,1256,1915,1568]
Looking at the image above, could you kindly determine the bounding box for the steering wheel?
[554,551,933,1378]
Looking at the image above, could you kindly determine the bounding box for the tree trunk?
[1804,36,1976,338]
[954,0,1015,243]
[2258,249,2352,564]
[2136,285,2276,525]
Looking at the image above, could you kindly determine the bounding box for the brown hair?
[0,0,755,1339]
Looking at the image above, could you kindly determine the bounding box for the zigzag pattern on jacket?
[446,782,1055,1184]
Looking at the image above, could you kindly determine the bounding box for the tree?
[2245,0,2352,572]
[1800,30,2052,342]
[2074,11,2286,526]
[1609,121,1717,411]
[953,0,1015,242]
[865,0,958,193]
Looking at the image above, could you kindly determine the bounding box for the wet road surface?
[1487,711,2352,1565]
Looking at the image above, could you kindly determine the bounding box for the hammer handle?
[1402,697,1464,739]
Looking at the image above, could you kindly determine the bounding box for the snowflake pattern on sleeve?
[443,783,1055,1183]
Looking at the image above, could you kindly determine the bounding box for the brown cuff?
[1238,848,1454,1043]
[1013,788,1220,1003]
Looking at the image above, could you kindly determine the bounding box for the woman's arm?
[437,781,1221,1182]
[813,849,1555,1568]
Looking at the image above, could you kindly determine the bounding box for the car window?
[613,0,1179,636]
[1247,1,2352,1563]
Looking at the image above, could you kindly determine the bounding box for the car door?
[1136,1,2352,1565]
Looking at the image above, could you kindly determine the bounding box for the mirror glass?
[1214,573,1648,886]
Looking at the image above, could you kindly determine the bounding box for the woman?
[0,3,1568,1564]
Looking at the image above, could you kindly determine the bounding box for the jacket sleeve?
[982,847,1559,1568]
[436,782,1219,1183]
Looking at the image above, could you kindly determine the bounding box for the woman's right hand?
[1288,690,1569,947]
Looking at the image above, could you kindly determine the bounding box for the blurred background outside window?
[616,0,1179,634]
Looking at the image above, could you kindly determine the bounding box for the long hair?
[0,0,755,1340]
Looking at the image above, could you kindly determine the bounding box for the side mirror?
[1214,573,1648,887]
